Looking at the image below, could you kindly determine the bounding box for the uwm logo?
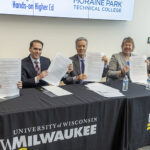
[147,114,150,131]
[0,124,97,150]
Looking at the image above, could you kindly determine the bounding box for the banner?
[0,0,134,20]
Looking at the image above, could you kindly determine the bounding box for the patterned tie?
[34,61,40,75]
[80,59,85,74]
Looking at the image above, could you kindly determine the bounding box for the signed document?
[0,58,21,99]
[84,52,104,82]
[44,53,72,86]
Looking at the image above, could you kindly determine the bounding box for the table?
[110,81,150,150]
[0,84,126,150]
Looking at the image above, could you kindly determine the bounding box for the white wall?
[0,0,150,59]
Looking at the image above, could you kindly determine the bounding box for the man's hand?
[76,74,87,81]
[37,70,48,81]
[123,66,130,73]
[17,81,22,89]
[102,56,108,65]
[67,64,73,73]
[0,84,2,88]
[120,66,130,75]
[118,66,130,76]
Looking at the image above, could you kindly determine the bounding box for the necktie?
[80,59,85,74]
[34,61,40,75]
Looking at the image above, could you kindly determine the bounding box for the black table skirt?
[0,82,150,150]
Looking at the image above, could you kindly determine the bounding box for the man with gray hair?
[64,37,108,84]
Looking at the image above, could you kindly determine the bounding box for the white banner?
[0,0,134,20]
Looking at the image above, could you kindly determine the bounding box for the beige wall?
[0,0,150,59]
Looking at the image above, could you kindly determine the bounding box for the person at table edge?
[107,37,150,81]
[64,37,109,84]
[21,40,73,88]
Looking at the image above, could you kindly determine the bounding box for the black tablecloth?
[0,84,126,150]
[109,80,150,150]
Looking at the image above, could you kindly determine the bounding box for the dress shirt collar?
[30,55,40,64]
[78,55,86,61]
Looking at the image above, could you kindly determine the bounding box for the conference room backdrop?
[0,0,149,59]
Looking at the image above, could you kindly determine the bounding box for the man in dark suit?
[22,40,51,88]
[65,37,109,84]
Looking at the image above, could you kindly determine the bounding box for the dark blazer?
[21,56,51,88]
[64,54,80,84]
[147,57,150,74]
[64,54,108,84]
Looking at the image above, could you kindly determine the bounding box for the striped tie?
[34,61,40,75]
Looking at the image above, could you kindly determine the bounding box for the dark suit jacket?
[21,56,51,88]
[147,57,150,74]
[64,54,108,84]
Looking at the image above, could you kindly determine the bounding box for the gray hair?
[75,37,88,47]
[121,37,135,50]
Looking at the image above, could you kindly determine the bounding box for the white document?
[130,56,147,85]
[85,83,124,97]
[84,52,104,82]
[0,59,21,99]
[42,86,72,96]
[44,53,72,86]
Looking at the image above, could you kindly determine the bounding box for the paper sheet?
[130,56,147,85]
[0,58,21,98]
[84,52,104,82]
[42,86,72,96]
[44,53,72,86]
[85,83,124,97]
